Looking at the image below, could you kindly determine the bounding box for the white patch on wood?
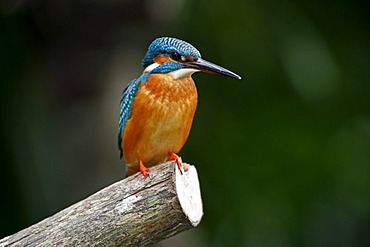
[143,63,160,73]
[115,195,142,213]
[169,69,199,79]
[175,163,203,226]
[57,208,77,222]
[0,236,9,247]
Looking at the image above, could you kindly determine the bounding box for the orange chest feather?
[122,74,198,165]
[135,74,198,114]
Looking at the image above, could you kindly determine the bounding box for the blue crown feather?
[142,37,201,67]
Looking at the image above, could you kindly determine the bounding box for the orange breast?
[122,73,198,168]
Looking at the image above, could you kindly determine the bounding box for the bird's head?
[142,37,241,80]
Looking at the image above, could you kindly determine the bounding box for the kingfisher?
[118,37,241,177]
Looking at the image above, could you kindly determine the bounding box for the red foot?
[167,152,182,170]
[138,159,149,177]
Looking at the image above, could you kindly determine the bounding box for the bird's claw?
[139,159,150,177]
[167,152,184,174]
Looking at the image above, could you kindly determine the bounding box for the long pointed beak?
[186,58,241,80]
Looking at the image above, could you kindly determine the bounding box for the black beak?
[186,58,241,80]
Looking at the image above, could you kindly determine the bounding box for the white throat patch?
[169,68,200,79]
[143,63,199,79]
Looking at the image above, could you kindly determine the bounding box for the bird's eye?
[171,52,186,62]
[171,52,181,60]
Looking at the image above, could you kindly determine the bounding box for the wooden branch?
[0,161,203,247]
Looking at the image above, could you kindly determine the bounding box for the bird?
[118,37,241,177]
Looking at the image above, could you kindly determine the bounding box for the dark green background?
[1,0,369,246]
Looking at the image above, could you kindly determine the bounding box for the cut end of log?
[175,163,203,227]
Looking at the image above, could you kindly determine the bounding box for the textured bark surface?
[0,161,203,247]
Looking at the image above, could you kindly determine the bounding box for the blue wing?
[118,73,149,158]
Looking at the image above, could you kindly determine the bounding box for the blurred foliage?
[1,0,369,246]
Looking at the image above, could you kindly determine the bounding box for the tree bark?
[0,161,203,247]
